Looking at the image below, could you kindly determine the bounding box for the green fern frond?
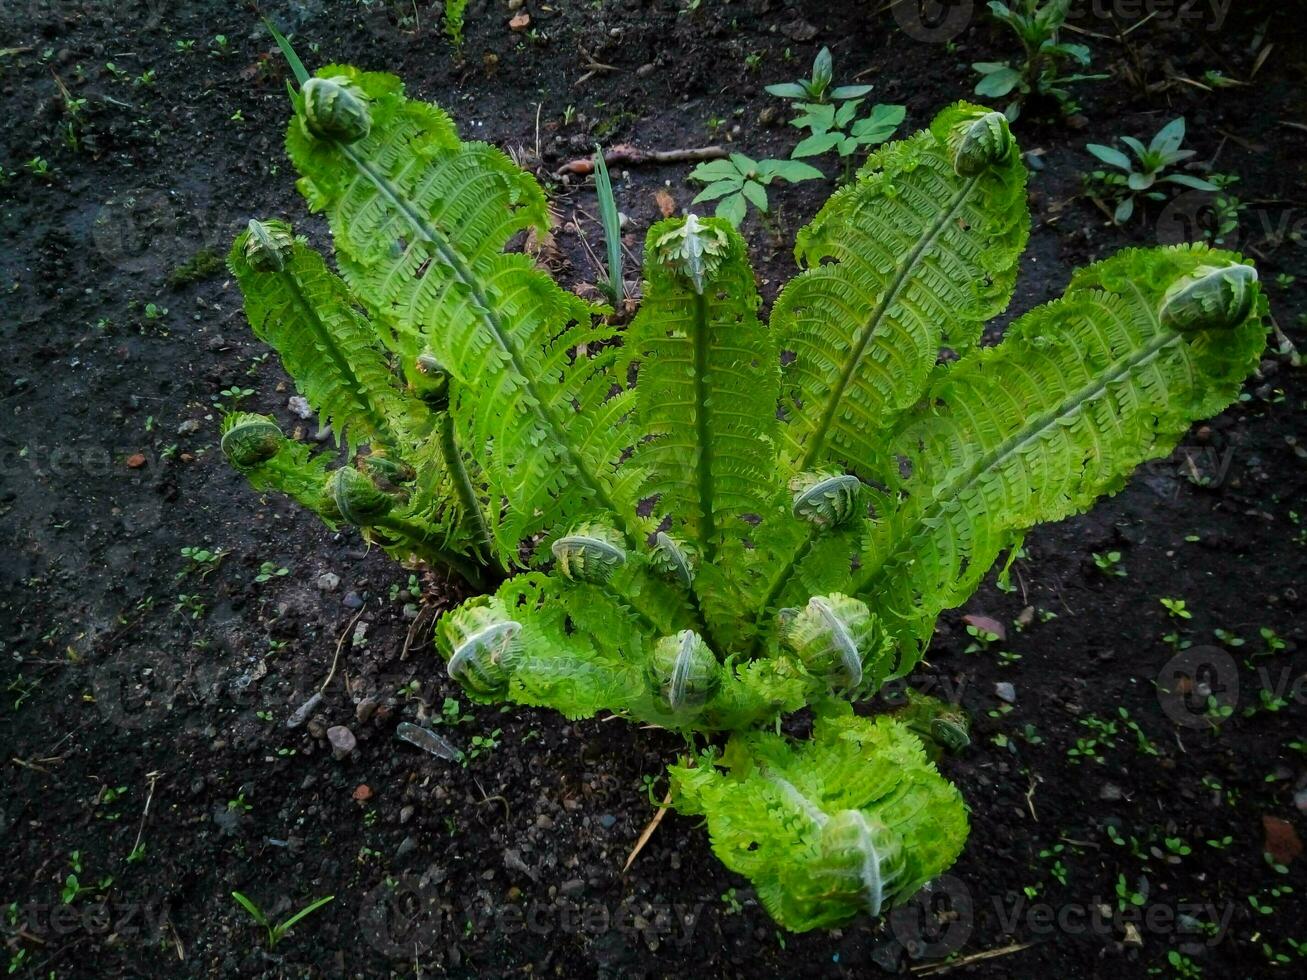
[626,216,780,565]
[283,66,642,555]
[669,707,968,932]
[772,102,1029,480]
[229,220,421,457]
[853,245,1266,671]
[222,414,335,522]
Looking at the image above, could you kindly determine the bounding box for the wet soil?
[1,1,1305,977]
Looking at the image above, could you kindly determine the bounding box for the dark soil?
[2,1,1305,978]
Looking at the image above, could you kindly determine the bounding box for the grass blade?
[593,146,624,305]
[264,19,310,86]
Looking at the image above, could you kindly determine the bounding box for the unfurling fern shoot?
[222,44,1269,934]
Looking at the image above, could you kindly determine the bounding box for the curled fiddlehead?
[945,108,1013,177]
[221,412,285,468]
[778,594,892,694]
[409,350,451,409]
[551,522,627,585]
[649,532,699,589]
[789,471,863,529]
[439,599,522,699]
[300,75,372,143]
[647,213,730,294]
[781,810,907,920]
[322,465,395,526]
[356,448,415,493]
[647,630,722,715]
[242,218,295,273]
[1159,263,1258,332]
[893,689,972,760]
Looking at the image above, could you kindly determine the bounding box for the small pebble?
[327,725,357,760]
[317,572,341,592]
[287,395,314,419]
[286,692,324,729]
[356,696,380,723]
[994,682,1016,704]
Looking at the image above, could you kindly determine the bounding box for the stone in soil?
[327,725,357,760]
[317,572,341,592]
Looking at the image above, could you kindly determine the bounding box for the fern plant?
[223,51,1268,933]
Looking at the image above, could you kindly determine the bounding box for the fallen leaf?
[962,613,1006,641]
[654,189,677,218]
[1263,816,1302,865]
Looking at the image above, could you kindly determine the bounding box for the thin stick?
[321,609,366,695]
[911,941,1037,975]
[129,770,163,859]
[623,788,673,872]
[556,143,728,177]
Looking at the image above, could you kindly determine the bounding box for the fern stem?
[749,529,817,654]
[376,514,485,588]
[691,290,718,562]
[851,327,1181,598]
[797,175,980,472]
[437,410,495,564]
[337,145,639,548]
[280,269,399,450]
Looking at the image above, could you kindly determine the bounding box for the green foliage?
[444,0,469,50]
[670,707,968,931]
[763,45,905,178]
[592,146,624,304]
[230,891,334,949]
[973,0,1107,118]
[789,100,905,167]
[688,154,822,226]
[764,46,871,105]
[223,45,1268,934]
[1086,117,1221,223]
